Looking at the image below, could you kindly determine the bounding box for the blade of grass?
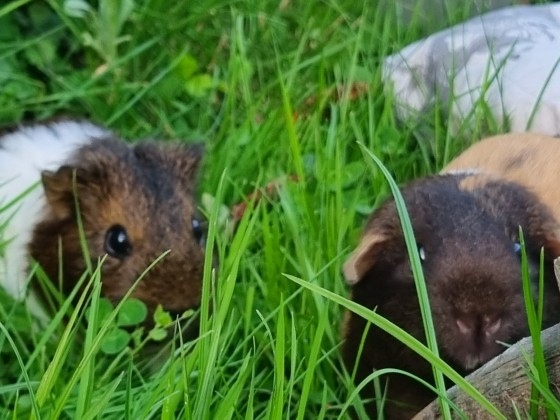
[296,303,327,420]
[32,268,97,417]
[284,273,505,419]
[81,372,124,420]
[0,322,40,418]
[194,172,259,418]
[277,54,305,184]
[339,367,466,419]
[192,168,226,419]
[0,0,33,18]
[213,352,252,418]
[51,252,169,418]
[269,295,285,419]
[519,229,553,419]
[357,142,451,418]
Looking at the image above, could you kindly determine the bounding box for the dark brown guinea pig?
[0,120,206,326]
[342,172,560,419]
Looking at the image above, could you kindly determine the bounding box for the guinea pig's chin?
[458,354,487,372]
[446,342,505,373]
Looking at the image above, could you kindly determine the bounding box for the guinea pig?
[342,172,560,419]
[443,132,560,223]
[0,119,206,324]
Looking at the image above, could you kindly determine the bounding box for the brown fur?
[343,173,560,419]
[30,137,205,321]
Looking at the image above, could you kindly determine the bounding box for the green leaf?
[325,160,366,190]
[182,309,195,319]
[354,202,374,216]
[28,3,53,27]
[341,161,366,188]
[176,54,199,80]
[100,328,130,355]
[24,40,57,68]
[377,126,406,155]
[153,304,173,327]
[352,65,374,82]
[148,327,168,342]
[117,298,148,327]
[130,327,144,347]
[185,74,214,98]
[99,0,135,36]
[85,297,113,325]
[0,11,21,40]
[63,0,92,18]
[201,193,230,231]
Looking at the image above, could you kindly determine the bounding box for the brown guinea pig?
[342,172,560,419]
[0,120,206,324]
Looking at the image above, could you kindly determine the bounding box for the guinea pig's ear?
[165,143,204,192]
[174,142,204,177]
[41,165,101,220]
[135,142,204,189]
[343,232,389,285]
[41,166,77,219]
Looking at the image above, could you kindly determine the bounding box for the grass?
[0,0,557,419]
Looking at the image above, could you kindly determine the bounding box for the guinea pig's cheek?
[390,259,415,284]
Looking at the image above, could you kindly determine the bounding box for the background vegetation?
[0,0,545,418]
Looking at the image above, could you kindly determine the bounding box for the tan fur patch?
[457,173,493,192]
[343,232,388,284]
[444,133,560,225]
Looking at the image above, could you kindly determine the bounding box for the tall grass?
[0,0,554,419]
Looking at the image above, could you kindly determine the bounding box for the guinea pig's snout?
[456,314,502,338]
[451,312,505,371]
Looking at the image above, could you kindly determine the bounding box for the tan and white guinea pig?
[342,133,560,419]
[0,119,206,323]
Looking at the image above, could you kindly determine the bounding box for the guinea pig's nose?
[456,315,502,337]
[456,317,474,335]
[483,316,502,337]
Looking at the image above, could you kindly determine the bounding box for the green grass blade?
[75,267,103,418]
[213,353,252,418]
[285,273,505,419]
[81,372,124,420]
[269,296,285,419]
[358,142,451,418]
[296,304,327,420]
[0,322,40,418]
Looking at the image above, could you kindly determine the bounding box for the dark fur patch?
[502,149,532,170]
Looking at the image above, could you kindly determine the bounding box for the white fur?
[444,168,481,176]
[0,120,111,302]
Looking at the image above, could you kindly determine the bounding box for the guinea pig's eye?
[104,224,132,259]
[513,242,522,256]
[191,218,206,245]
[418,245,426,261]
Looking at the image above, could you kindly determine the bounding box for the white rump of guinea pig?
[0,121,109,301]
[383,3,560,135]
